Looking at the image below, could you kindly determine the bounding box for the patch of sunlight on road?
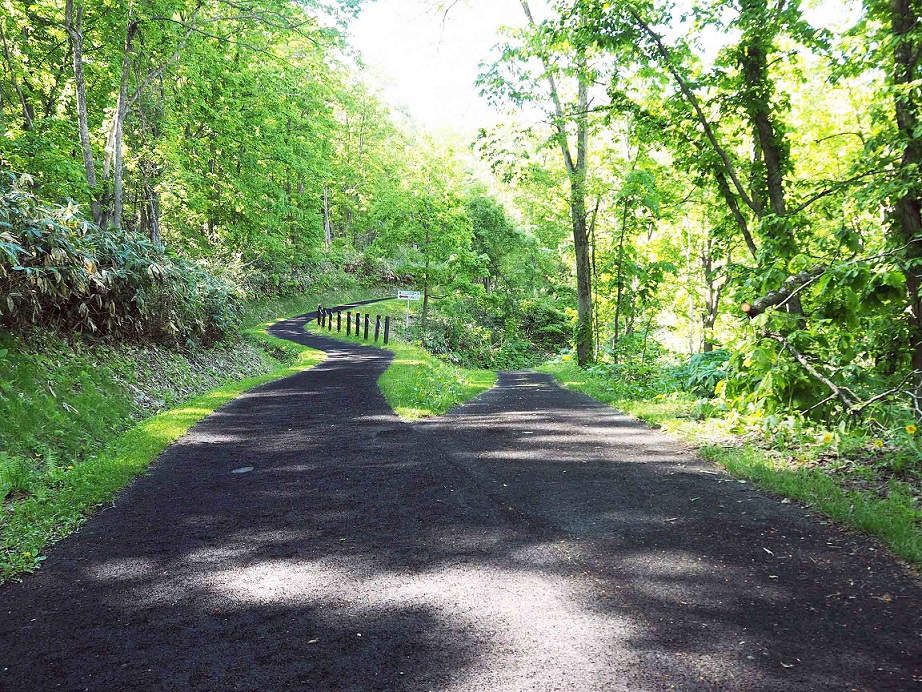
[202,557,638,690]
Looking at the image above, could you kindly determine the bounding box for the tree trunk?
[570,168,593,365]
[0,22,32,131]
[737,0,798,258]
[421,214,431,329]
[701,235,726,352]
[520,0,594,365]
[102,17,139,230]
[140,179,161,246]
[323,185,332,250]
[892,0,922,369]
[64,1,102,226]
[713,164,758,260]
[612,197,629,361]
[740,40,786,219]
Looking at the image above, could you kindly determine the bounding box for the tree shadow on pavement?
[1,318,919,691]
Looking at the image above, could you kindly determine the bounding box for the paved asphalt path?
[1,303,920,691]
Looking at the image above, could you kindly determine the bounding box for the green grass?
[540,360,922,569]
[239,287,387,329]
[305,304,496,419]
[0,302,335,583]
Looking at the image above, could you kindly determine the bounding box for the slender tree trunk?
[140,178,161,245]
[589,196,601,360]
[701,237,726,353]
[570,169,593,365]
[103,17,139,230]
[570,64,593,365]
[685,226,696,354]
[612,197,629,361]
[323,186,332,249]
[422,218,431,329]
[0,23,32,131]
[892,0,922,369]
[739,23,787,220]
[737,0,800,263]
[520,0,594,364]
[64,1,102,225]
[714,166,758,259]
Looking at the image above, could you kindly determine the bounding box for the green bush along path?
[0,304,918,690]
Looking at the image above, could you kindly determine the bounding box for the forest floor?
[0,306,920,691]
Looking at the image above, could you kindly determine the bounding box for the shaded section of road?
[0,307,919,691]
[421,371,922,690]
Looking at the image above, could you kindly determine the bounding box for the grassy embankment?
[539,360,922,569]
[0,289,383,583]
[307,298,496,419]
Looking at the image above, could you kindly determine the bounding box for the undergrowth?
[540,358,922,569]
[0,288,374,583]
[306,299,496,419]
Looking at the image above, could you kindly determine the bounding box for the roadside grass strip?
[541,361,922,569]
[0,325,325,583]
[304,312,496,420]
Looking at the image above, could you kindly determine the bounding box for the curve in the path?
[0,304,920,692]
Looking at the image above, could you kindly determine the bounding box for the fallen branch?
[766,332,922,419]
[765,333,857,409]
[850,370,922,413]
[742,266,826,318]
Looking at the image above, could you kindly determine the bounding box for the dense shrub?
[413,293,570,369]
[674,349,731,397]
[0,174,237,345]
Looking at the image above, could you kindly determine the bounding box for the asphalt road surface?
[1,304,920,691]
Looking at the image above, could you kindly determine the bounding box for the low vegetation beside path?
[541,359,922,570]
[307,299,497,419]
[0,291,382,584]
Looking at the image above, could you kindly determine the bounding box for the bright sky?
[349,0,532,135]
[348,0,857,135]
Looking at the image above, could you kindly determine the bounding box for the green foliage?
[0,175,238,344]
[304,310,496,419]
[674,350,730,397]
[0,301,329,583]
[412,293,571,370]
[0,455,33,501]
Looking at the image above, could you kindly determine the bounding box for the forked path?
[1,307,920,691]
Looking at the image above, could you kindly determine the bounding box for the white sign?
[398,290,422,301]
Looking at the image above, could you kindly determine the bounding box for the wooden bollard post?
[364,313,370,340]
[383,316,390,344]
[337,312,341,332]
[320,308,325,328]
[317,304,322,324]
[346,312,352,336]
[374,315,381,342]
[328,311,333,331]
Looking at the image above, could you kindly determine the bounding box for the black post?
[383,316,390,344]
[320,308,326,328]
[317,304,322,324]
[346,312,352,336]
[337,312,341,332]
[364,313,370,340]
[328,312,333,331]
[374,315,381,342]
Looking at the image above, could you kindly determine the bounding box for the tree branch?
[625,7,756,213]
[742,266,826,317]
[766,333,858,409]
